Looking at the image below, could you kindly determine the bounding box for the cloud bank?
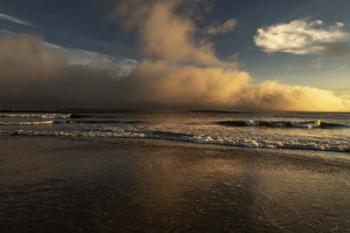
[113,0,350,111]
[0,12,33,27]
[255,19,350,57]
[0,1,349,111]
[0,34,137,109]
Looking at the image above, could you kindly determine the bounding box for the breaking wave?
[0,119,144,126]
[72,120,144,124]
[215,120,348,129]
[0,113,72,119]
[0,121,56,126]
[0,128,349,153]
[0,111,349,153]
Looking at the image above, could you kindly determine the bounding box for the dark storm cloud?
[0,34,137,109]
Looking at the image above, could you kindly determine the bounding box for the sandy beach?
[0,136,349,233]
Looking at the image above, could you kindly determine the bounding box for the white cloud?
[0,12,33,27]
[254,19,350,56]
[206,18,237,36]
[43,42,137,78]
[0,29,17,36]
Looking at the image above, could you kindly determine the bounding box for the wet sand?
[0,137,349,233]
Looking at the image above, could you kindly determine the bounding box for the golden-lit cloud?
[115,0,223,66]
[240,81,350,112]
[0,0,349,111]
[125,60,251,106]
[113,0,350,111]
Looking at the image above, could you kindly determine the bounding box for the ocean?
[1,111,350,233]
[0,110,349,153]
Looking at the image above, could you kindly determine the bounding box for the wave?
[72,120,144,124]
[1,129,349,153]
[69,113,123,119]
[69,114,96,119]
[191,110,251,114]
[0,121,56,126]
[0,119,143,126]
[0,113,72,119]
[215,120,348,129]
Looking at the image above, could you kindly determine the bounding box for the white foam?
[0,113,71,119]
[0,128,348,153]
[0,120,55,125]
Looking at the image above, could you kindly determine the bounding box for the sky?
[0,0,349,111]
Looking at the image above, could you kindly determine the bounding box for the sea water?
[0,110,349,153]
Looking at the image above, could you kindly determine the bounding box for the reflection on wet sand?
[0,137,349,233]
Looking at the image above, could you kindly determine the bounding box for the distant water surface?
[0,110,349,153]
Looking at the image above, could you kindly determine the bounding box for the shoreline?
[1,136,349,233]
[1,135,350,167]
